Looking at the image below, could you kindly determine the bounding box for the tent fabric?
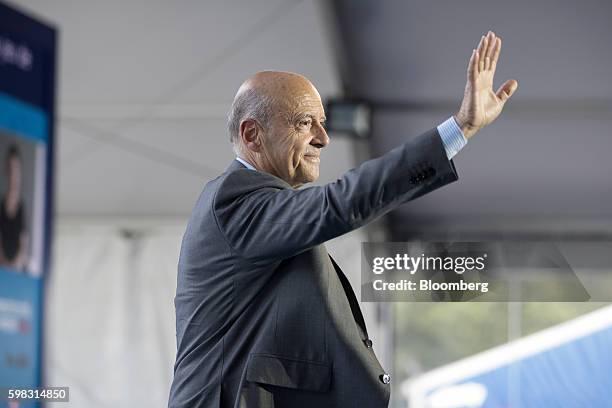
[44,223,182,407]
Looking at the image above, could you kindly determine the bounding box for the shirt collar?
[235,157,256,171]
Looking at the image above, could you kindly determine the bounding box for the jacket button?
[380,373,391,384]
[363,338,373,348]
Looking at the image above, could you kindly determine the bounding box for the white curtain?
[45,221,183,407]
[44,220,373,407]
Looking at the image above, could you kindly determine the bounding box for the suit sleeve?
[213,128,458,263]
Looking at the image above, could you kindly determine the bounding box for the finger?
[484,31,496,70]
[485,32,496,58]
[496,79,519,103]
[482,32,490,70]
[490,37,502,73]
[468,49,478,81]
[476,34,485,52]
[478,36,486,72]
[477,35,487,71]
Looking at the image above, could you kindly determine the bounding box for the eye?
[298,118,312,128]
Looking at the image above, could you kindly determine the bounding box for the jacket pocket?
[246,353,331,393]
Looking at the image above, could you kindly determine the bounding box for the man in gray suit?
[169,31,517,407]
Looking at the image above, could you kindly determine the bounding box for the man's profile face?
[262,85,329,187]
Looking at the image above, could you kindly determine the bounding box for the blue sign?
[0,2,56,407]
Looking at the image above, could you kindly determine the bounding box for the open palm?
[455,31,518,139]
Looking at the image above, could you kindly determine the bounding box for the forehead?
[286,89,325,118]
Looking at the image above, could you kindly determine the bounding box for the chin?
[295,172,318,186]
[305,169,319,182]
[293,162,320,186]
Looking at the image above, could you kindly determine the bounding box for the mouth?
[303,154,320,163]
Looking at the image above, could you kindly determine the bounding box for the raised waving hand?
[454,31,519,139]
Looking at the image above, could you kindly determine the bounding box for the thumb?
[496,79,518,103]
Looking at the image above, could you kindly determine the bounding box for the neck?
[237,152,299,188]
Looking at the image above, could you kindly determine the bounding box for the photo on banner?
[0,2,57,407]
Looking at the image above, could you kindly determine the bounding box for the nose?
[310,123,330,149]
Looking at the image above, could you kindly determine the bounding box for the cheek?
[267,133,292,161]
[296,133,311,154]
[285,132,306,164]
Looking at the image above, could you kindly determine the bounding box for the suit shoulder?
[214,168,290,206]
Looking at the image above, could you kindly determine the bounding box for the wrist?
[453,114,478,140]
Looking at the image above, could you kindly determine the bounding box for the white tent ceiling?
[15,0,346,216]
[333,0,612,236]
[12,0,612,231]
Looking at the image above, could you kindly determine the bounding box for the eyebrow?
[304,114,326,122]
[292,112,326,125]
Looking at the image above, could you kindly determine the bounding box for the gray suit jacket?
[168,128,458,407]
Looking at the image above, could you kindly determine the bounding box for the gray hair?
[227,87,277,152]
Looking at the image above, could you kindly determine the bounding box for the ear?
[239,119,263,152]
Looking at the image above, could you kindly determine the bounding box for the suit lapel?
[328,254,369,340]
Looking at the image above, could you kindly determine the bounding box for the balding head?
[227,71,319,146]
[227,71,329,188]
